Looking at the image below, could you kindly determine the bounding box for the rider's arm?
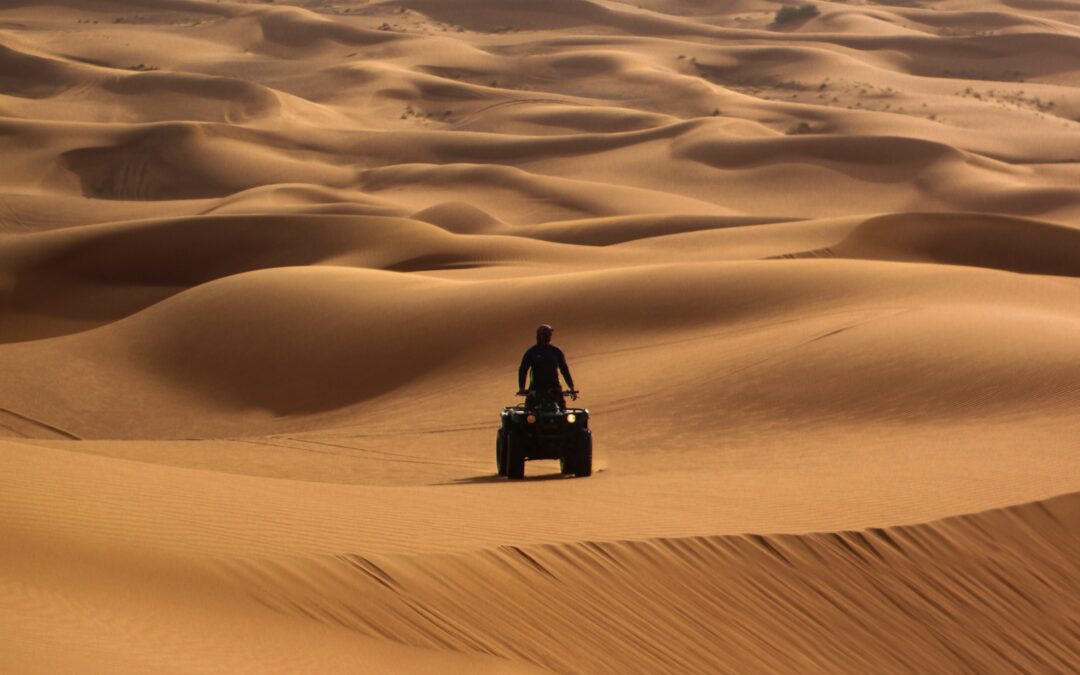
[557,349,574,391]
[518,349,531,391]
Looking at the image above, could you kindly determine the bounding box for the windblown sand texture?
[2,0,1080,672]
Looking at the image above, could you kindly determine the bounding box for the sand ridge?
[2,0,1080,672]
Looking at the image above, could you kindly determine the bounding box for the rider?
[517,324,576,407]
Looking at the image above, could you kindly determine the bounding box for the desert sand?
[2,0,1080,672]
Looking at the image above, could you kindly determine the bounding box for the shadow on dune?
[0,213,499,341]
[60,123,352,201]
[437,471,574,485]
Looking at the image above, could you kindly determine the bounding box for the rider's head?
[536,324,553,345]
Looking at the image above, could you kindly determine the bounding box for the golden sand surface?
[1,0,1079,672]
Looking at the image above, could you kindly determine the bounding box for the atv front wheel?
[496,429,508,477]
[507,431,526,480]
[573,430,592,477]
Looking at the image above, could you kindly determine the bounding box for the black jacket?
[519,344,574,391]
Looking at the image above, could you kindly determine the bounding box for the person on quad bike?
[518,324,577,408]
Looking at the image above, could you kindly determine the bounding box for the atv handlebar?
[516,389,580,400]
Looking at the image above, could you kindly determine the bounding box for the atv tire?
[496,429,508,477]
[574,430,592,477]
[507,431,526,480]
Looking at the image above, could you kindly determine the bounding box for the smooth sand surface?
[2,0,1079,672]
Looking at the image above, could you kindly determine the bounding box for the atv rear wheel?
[507,431,526,480]
[496,429,508,477]
[573,430,592,477]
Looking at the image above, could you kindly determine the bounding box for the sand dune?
[2,0,1079,672]
[805,211,1080,275]
[3,437,1079,672]
[226,492,1080,673]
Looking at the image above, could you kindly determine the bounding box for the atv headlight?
[526,414,536,424]
[566,413,577,424]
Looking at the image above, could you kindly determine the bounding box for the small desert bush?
[774,4,820,24]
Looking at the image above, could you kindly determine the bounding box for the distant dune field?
[1,0,1079,672]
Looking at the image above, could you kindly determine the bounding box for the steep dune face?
[2,0,1080,672]
[226,493,1080,674]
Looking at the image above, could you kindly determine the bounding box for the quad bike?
[496,390,591,479]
